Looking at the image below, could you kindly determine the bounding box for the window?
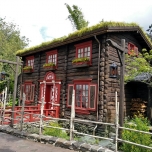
[21,82,35,104]
[128,42,138,56]
[75,41,92,64]
[46,50,57,67]
[67,80,97,114]
[26,56,34,69]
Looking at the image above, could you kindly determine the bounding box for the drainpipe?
[38,54,41,105]
[94,35,101,121]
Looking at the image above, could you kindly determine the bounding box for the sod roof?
[16,21,152,57]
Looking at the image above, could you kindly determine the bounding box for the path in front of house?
[0,132,76,152]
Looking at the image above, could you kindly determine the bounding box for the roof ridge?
[16,21,152,56]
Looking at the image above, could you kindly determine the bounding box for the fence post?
[1,87,7,125]
[115,91,119,152]
[70,89,75,141]
[20,93,25,131]
[39,97,45,135]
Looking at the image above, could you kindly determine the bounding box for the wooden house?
[16,22,152,123]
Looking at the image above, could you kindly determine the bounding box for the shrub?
[121,115,152,152]
[43,121,69,140]
[7,98,18,106]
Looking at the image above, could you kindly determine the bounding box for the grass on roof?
[16,21,151,56]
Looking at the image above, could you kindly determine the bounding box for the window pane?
[85,47,87,53]
[90,85,95,108]
[81,48,83,53]
[87,51,90,57]
[31,85,35,101]
[68,85,73,106]
[78,49,80,53]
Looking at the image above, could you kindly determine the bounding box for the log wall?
[105,32,146,123]
[20,31,148,123]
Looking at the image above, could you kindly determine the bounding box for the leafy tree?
[0,17,29,92]
[65,3,89,30]
[125,50,152,82]
[146,24,152,40]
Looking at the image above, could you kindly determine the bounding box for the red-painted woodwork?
[74,41,92,65]
[0,106,57,125]
[46,50,57,68]
[128,42,138,56]
[39,72,61,118]
[26,56,34,71]
[67,80,97,114]
[21,82,35,104]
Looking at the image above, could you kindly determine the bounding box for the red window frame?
[75,41,92,65]
[46,50,58,68]
[67,79,97,114]
[26,56,34,70]
[128,42,138,56]
[21,82,35,104]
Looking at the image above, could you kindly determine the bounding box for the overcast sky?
[0,0,152,47]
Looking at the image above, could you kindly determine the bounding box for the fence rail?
[1,91,152,151]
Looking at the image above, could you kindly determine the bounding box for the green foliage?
[16,21,147,56]
[0,102,3,107]
[147,24,152,41]
[77,136,99,145]
[142,48,152,63]
[43,121,69,140]
[6,98,18,106]
[43,62,55,67]
[0,17,29,92]
[65,3,89,30]
[129,50,137,56]
[23,66,32,70]
[0,17,29,71]
[72,57,89,63]
[0,78,13,93]
[125,53,152,82]
[121,115,152,152]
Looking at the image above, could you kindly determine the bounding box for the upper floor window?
[67,79,97,114]
[46,50,57,67]
[74,41,92,64]
[128,42,138,56]
[26,56,34,69]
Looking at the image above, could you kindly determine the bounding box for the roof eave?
[17,26,152,57]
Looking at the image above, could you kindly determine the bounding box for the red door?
[45,83,60,118]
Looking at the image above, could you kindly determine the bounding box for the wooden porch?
[0,105,58,125]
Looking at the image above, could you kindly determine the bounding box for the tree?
[125,49,152,82]
[146,24,152,40]
[0,17,29,92]
[65,3,89,30]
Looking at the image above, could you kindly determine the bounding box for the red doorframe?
[39,72,61,118]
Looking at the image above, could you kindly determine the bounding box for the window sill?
[75,109,90,114]
[43,66,56,71]
[23,69,33,74]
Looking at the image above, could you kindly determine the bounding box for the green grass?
[43,121,69,140]
[16,21,152,56]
